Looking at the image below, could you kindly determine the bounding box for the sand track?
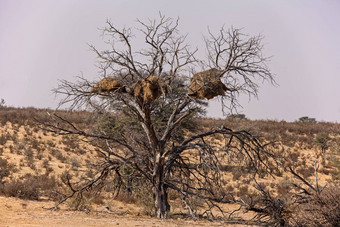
[0,196,245,227]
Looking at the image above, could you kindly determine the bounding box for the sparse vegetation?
[0,173,59,200]
[0,106,339,225]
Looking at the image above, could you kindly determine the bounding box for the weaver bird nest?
[91,76,166,104]
[130,76,165,104]
[188,68,228,100]
[90,77,126,93]
[91,68,228,103]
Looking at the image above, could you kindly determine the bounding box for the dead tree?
[41,14,276,219]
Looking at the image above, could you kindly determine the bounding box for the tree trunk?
[153,154,170,218]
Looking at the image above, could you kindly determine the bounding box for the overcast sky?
[0,0,339,122]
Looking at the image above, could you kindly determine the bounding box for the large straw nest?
[188,68,227,100]
[90,77,126,94]
[130,76,164,104]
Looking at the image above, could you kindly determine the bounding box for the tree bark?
[153,153,170,218]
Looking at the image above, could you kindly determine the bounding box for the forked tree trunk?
[153,154,170,218]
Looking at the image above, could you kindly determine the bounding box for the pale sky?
[0,0,339,122]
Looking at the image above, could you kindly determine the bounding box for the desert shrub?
[42,159,50,169]
[14,148,22,155]
[168,189,180,201]
[296,166,314,179]
[115,191,137,204]
[276,180,291,197]
[51,149,67,162]
[16,139,27,150]
[98,167,154,215]
[19,158,25,167]
[62,136,80,150]
[36,149,43,160]
[30,163,37,171]
[330,158,340,181]
[45,167,54,176]
[315,133,331,153]
[135,189,154,215]
[64,147,70,152]
[8,145,14,154]
[85,168,95,179]
[289,150,300,163]
[24,148,34,162]
[2,178,40,200]
[237,185,249,197]
[24,148,36,169]
[225,184,234,193]
[319,167,330,175]
[232,167,243,181]
[295,184,340,227]
[31,138,40,150]
[75,148,86,155]
[0,135,7,145]
[331,137,340,153]
[47,140,56,147]
[0,174,58,200]
[71,158,81,169]
[0,158,16,183]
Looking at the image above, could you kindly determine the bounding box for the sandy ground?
[0,196,248,227]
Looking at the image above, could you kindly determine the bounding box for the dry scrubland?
[0,107,339,226]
